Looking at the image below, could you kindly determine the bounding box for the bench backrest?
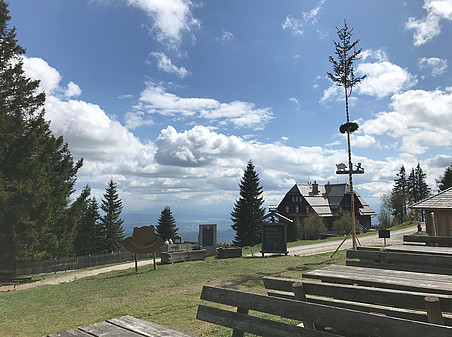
[346,249,452,275]
[197,285,452,337]
[263,276,452,326]
[404,235,452,247]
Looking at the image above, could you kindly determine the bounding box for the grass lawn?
[0,250,346,337]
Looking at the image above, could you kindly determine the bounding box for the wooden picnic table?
[48,315,193,337]
[303,265,452,295]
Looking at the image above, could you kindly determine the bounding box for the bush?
[332,216,352,235]
[303,213,326,240]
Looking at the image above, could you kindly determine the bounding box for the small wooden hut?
[411,187,452,236]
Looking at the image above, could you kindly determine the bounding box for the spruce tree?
[156,206,178,241]
[391,166,408,224]
[231,160,265,247]
[100,179,125,252]
[437,163,452,191]
[75,188,104,256]
[0,1,82,265]
[407,163,430,221]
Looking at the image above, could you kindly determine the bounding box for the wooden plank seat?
[196,285,452,336]
[346,248,452,275]
[404,235,452,247]
[48,315,193,337]
[263,276,452,326]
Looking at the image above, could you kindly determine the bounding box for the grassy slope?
[0,251,346,337]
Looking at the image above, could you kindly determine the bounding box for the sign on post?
[378,229,390,245]
[261,223,288,256]
[198,224,217,256]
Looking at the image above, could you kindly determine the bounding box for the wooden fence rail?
[1,243,196,278]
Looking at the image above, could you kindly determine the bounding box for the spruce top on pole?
[328,20,366,250]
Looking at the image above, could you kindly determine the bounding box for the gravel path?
[14,225,420,291]
[288,225,420,256]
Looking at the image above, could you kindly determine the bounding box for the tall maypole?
[327,20,366,250]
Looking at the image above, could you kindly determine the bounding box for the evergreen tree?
[0,1,82,265]
[437,163,452,191]
[156,206,178,241]
[75,192,104,256]
[100,179,125,252]
[231,160,265,247]
[406,163,430,221]
[391,166,408,224]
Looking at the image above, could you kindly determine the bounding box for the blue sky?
[9,0,452,226]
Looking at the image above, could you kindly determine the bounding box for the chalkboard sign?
[202,226,214,247]
[379,229,390,239]
[261,223,288,255]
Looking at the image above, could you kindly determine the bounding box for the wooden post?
[330,232,350,257]
[231,307,249,337]
[425,296,444,325]
[292,282,315,330]
[134,253,138,272]
[153,252,156,270]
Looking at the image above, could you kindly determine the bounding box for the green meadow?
[0,251,346,337]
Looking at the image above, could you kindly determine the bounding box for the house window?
[295,206,299,213]
[286,205,290,213]
[306,206,310,214]
[291,196,295,202]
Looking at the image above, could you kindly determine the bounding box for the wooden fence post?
[292,282,315,329]
[425,295,444,325]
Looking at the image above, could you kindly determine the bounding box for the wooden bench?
[48,315,193,336]
[197,285,452,336]
[346,248,452,275]
[404,235,452,247]
[263,276,452,326]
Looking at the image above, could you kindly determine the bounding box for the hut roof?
[411,187,452,210]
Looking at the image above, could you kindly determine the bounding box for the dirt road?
[15,225,419,291]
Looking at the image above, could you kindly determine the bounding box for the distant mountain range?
[122,212,236,243]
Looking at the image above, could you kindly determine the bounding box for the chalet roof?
[286,183,375,217]
[410,187,452,210]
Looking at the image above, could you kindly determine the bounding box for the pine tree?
[156,206,178,241]
[327,20,366,250]
[0,1,82,265]
[231,160,266,247]
[437,163,452,191]
[391,166,408,224]
[100,179,125,252]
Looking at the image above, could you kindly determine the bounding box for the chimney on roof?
[326,181,331,194]
[312,181,319,194]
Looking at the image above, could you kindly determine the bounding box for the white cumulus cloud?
[149,51,190,78]
[417,57,448,77]
[22,57,61,94]
[406,0,452,46]
[360,88,452,154]
[130,82,273,129]
[356,61,417,98]
[64,81,82,97]
[127,0,200,48]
